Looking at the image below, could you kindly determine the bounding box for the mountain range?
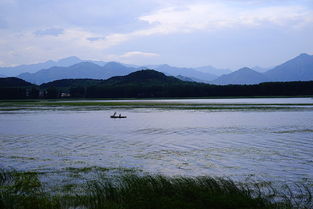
[264,53,313,82]
[146,64,218,83]
[211,67,269,85]
[2,70,313,99]
[0,53,312,85]
[0,56,83,77]
[18,62,136,85]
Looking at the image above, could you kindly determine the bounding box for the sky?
[0,0,313,69]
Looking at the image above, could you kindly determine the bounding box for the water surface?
[0,98,313,185]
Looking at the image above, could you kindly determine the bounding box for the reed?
[0,169,312,209]
[81,174,299,209]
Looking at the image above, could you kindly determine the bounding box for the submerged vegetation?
[0,169,312,209]
[1,99,313,112]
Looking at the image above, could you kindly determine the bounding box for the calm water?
[1,98,313,184]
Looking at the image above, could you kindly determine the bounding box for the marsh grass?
[81,175,300,209]
[0,170,63,209]
[0,170,312,209]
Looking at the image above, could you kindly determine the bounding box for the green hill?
[86,70,196,98]
[0,77,34,99]
[0,77,33,87]
[103,70,184,85]
[41,78,103,88]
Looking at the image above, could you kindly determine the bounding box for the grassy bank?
[1,170,312,209]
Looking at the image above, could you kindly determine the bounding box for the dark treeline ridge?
[1,70,313,99]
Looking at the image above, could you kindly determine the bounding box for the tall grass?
[0,170,63,209]
[81,175,299,209]
[0,169,312,209]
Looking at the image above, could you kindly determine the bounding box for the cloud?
[1,0,313,67]
[87,2,313,49]
[105,51,160,65]
[87,37,104,41]
[119,51,159,58]
[35,28,64,36]
[106,51,159,60]
[0,27,159,66]
[139,3,313,33]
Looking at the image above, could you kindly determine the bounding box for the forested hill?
[0,77,33,87]
[1,70,313,99]
[0,77,34,99]
[41,78,103,88]
[105,70,181,84]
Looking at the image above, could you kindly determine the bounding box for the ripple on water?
[1,104,313,185]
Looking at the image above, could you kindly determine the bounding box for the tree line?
[1,80,313,99]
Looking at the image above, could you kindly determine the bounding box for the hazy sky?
[0,0,313,69]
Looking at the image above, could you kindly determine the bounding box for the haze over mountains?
[18,62,136,85]
[0,56,83,77]
[146,64,218,83]
[211,67,269,85]
[265,53,313,82]
[0,53,312,85]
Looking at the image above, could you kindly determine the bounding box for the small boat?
[110,112,127,118]
[110,115,127,118]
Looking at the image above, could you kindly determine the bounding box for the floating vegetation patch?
[274,129,313,134]
[1,99,313,112]
[9,155,37,160]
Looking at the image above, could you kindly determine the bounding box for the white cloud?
[89,2,313,49]
[1,1,313,66]
[105,51,160,64]
[119,51,159,58]
[0,27,160,65]
[139,3,313,32]
[0,28,109,65]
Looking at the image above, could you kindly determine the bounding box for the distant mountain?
[86,60,107,66]
[251,66,271,73]
[18,62,137,84]
[176,75,195,82]
[3,53,313,85]
[44,70,313,98]
[2,70,313,99]
[212,67,268,85]
[0,77,33,87]
[148,64,217,82]
[55,56,83,66]
[0,56,83,77]
[265,53,313,82]
[195,66,232,76]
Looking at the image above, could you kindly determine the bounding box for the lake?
[1,98,313,186]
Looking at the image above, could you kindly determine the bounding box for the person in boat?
[119,113,121,118]
[113,112,117,117]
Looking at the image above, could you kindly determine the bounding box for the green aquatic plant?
[81,174,307,209]
[0,169,312,209]
[0,170,62,209]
